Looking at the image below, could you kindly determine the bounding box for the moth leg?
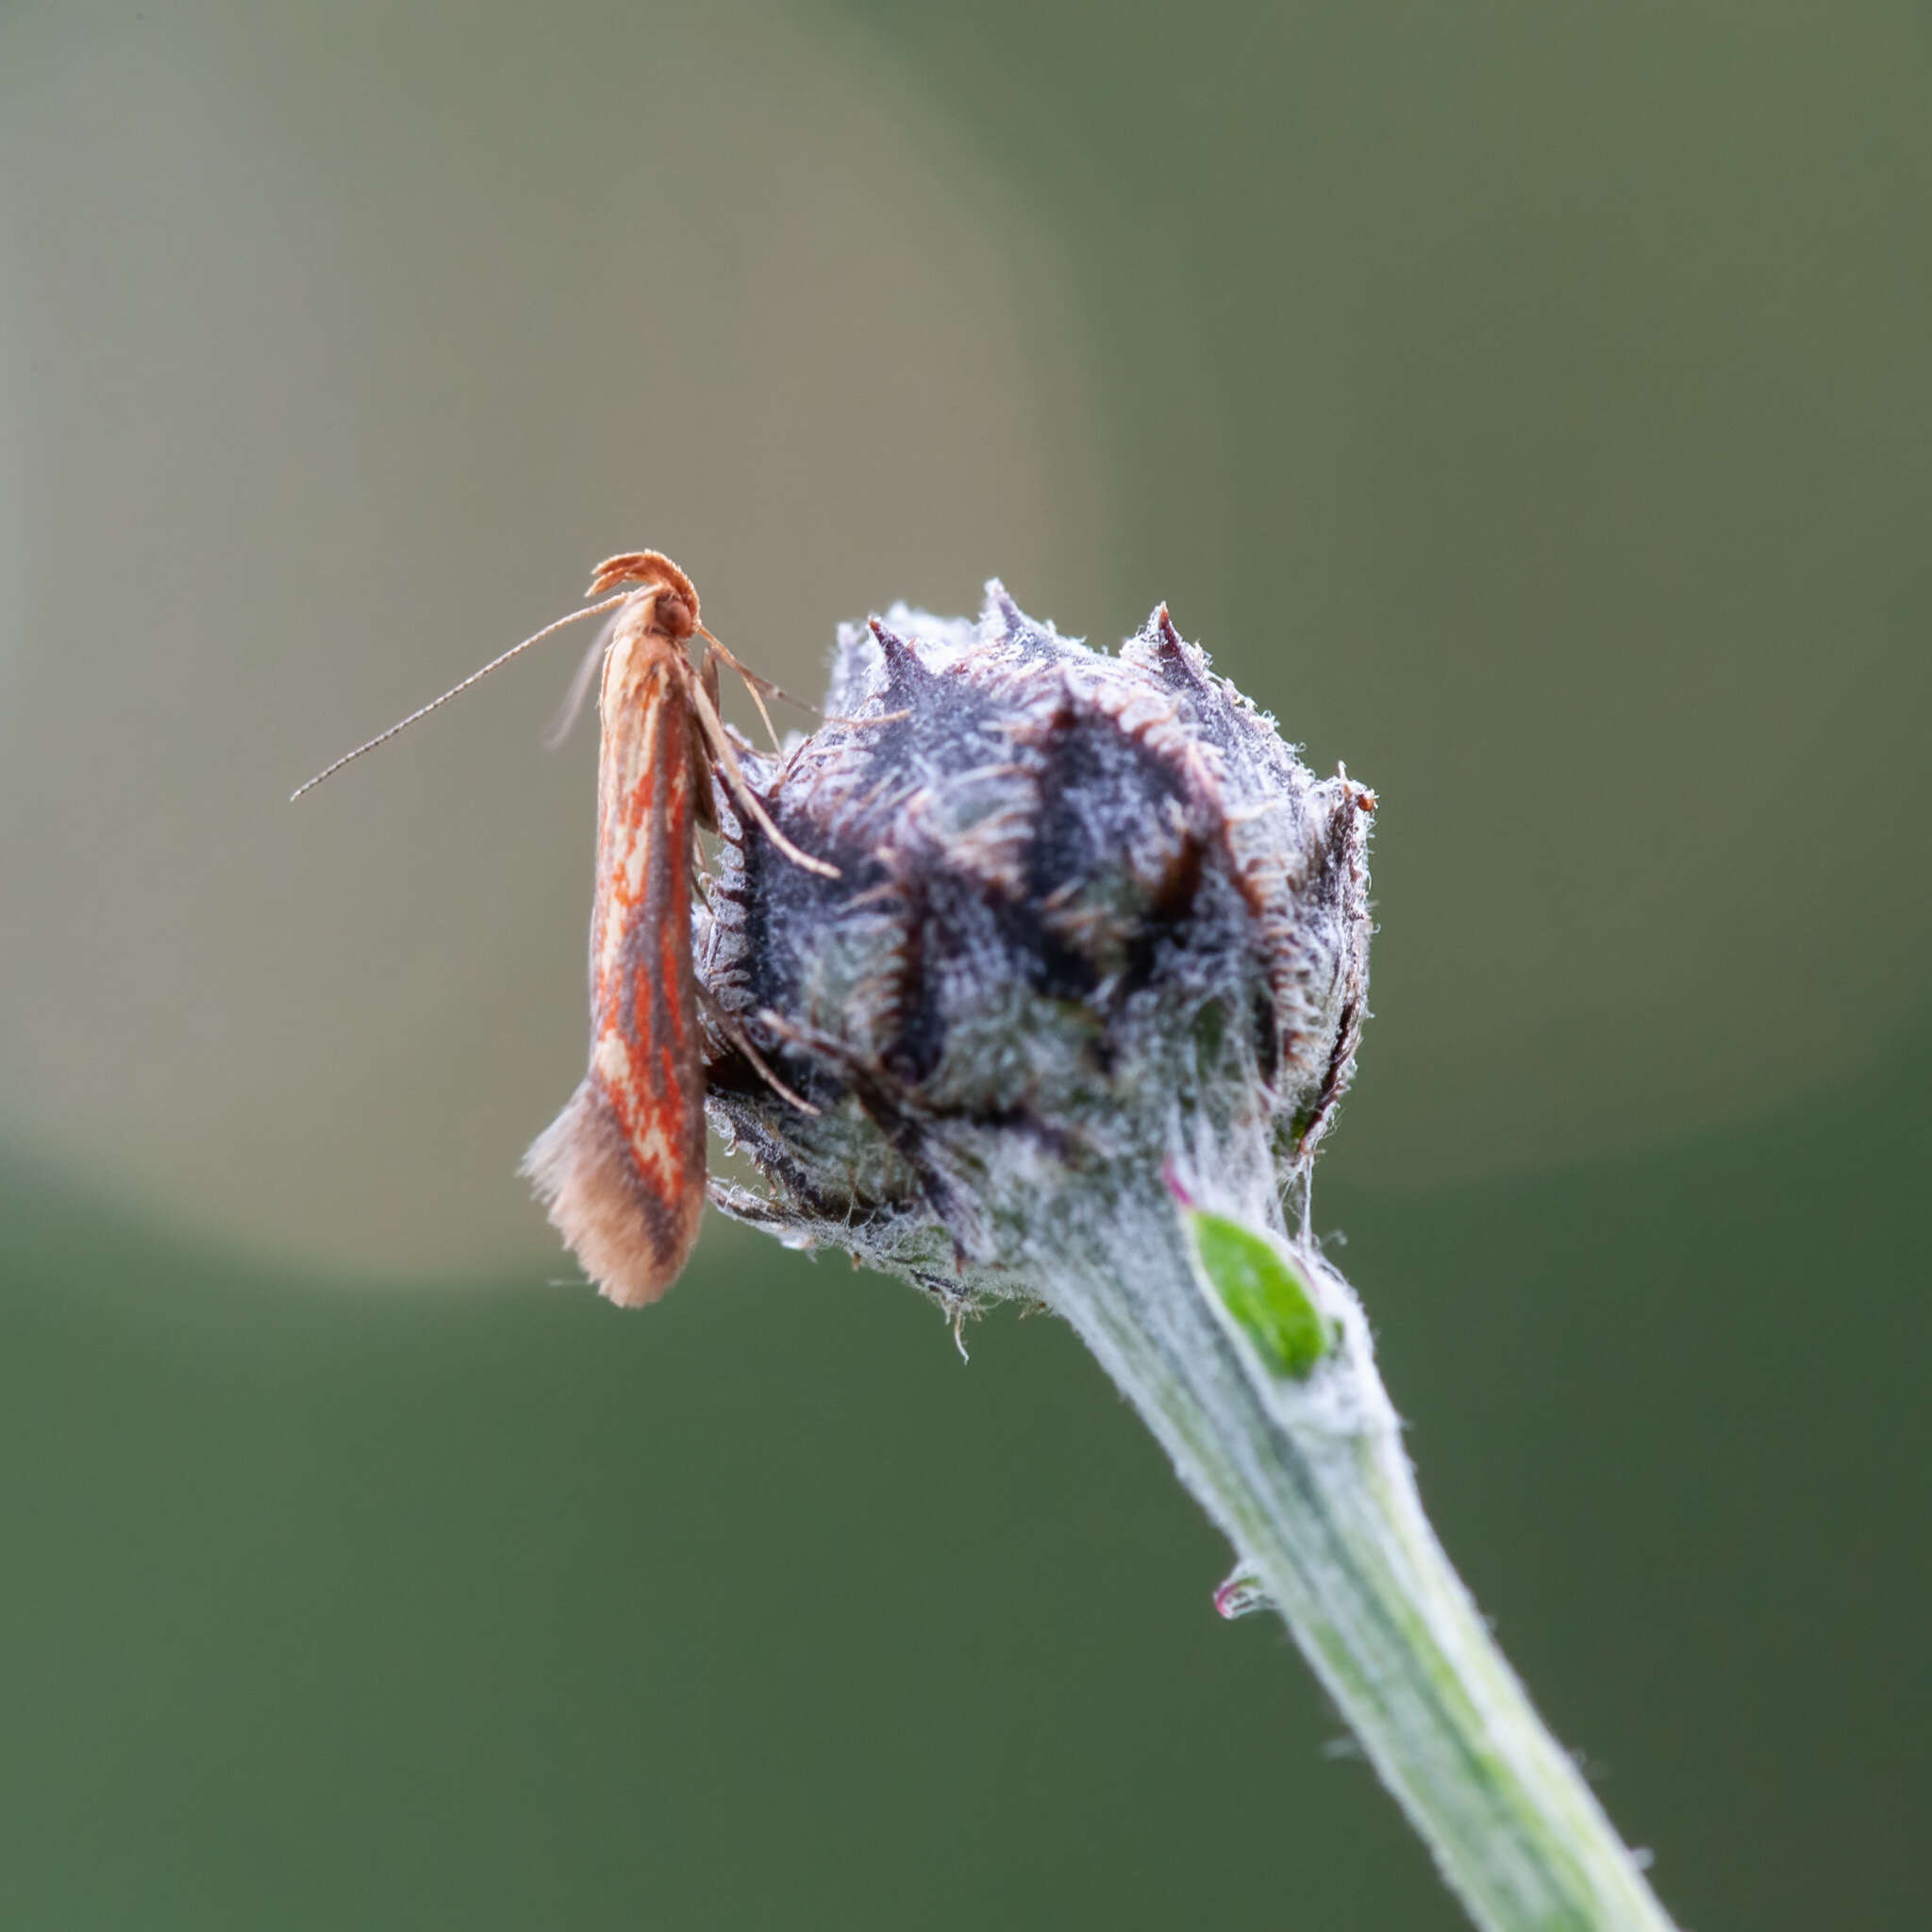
[687,665,841,878]
[699,990,820,1116]
[699,627,819,751]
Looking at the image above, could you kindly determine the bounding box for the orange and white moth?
[293,550,836,1306]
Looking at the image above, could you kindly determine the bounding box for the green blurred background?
[3,2,1927,1925]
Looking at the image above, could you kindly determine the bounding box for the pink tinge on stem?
[1213,1566,1273,1621]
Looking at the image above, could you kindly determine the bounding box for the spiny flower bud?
[697,584,1374,1310]
[692,594,1678,1932]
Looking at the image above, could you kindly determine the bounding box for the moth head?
[585,550,701,641]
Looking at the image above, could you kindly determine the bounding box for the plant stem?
[1032,1186,1678,1932]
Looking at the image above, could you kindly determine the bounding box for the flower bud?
[698,585,1374,1307]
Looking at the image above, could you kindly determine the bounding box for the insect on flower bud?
[698,584,1374,1316]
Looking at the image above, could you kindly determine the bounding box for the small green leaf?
[1185,1208,1327,1378]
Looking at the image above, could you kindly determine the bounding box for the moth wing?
[524,633,708,1306]
[522,1075,703,1306]
[541,613,621,751]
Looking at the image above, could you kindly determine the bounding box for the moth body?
[297,547,829,1307]
[523,556,712,1307]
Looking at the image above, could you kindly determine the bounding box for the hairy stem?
[1033,1187,1676,1932]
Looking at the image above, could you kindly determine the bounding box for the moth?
[294,551,836,1306]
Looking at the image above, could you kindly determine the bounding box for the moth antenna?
[689,670,840,878]
[541,614,621,750]
[291,591,630,801]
